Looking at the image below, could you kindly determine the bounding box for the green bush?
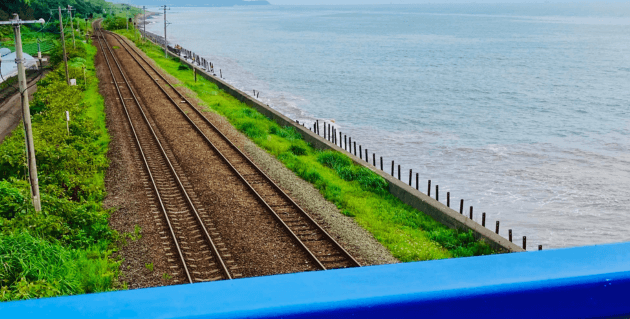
[0,27,120,301]
[102,16,126,31]
[49,39,88,68]
[0,180,26,220]
[317,151,388,193]
[0,232,118,302]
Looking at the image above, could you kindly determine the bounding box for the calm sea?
[146,4,630,250]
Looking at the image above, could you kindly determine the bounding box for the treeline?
[0,0,109,21]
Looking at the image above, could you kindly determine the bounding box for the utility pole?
[0,14,46,211]
[58,7,70,85]
[160,5,170,58]
[67,5,75,49]
[126,5,129,30]
[143,6,146,41]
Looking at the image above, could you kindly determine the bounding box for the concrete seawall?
[140,34,523,253]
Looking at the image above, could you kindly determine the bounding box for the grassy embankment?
[113,26,494,262]
[0,21,123,301]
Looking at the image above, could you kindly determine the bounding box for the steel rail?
[109,31,361,269]
[93,24,192,283]
[96,24,233,281]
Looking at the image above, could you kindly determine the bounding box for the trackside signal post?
[0,14,46,211]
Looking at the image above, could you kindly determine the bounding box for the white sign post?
[65,111,70,135]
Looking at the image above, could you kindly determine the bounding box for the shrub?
[0,29,119,301]
[103,16,127,31]
[0,180,26,220]
[289,144,306,156]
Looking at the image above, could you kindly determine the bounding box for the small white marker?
[65,111,70,135]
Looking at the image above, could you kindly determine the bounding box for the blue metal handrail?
[2,241,629,318]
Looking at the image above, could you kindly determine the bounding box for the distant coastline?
[170,0,270,7]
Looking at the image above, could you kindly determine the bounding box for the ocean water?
[146,4,630,250]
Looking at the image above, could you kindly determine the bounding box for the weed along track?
[97,24,361,275]
[95,27,234,283]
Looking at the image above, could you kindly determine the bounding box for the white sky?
[267,0,620,4]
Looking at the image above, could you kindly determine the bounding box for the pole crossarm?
[0,19,45,25]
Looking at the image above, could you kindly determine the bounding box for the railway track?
[95,25,235,284]
[105,29,361,270]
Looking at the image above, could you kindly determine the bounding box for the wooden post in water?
[380,156,383,171]
[391,161,394,176]
[469,206,473,219]
[353,142,356,156]
[408,169,412,186]
[436,185,439,201]
[398,165,401,180]
[509,229,512,242]
[365,149,368,162]
[373,153,375,166]
[482,212,486,227]
[460,199,464,214]
[427,180,431,196]
[359,145,362,159]
[496,221,500,234]
[538,245,542,251]
[447,192,450,207]
[345,135,347,151]
[523,236,527,250]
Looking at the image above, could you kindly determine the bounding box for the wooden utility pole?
[161,5,169,58]
[1,14,46,211]
[67,5,75,49]
[143,6,146,41]
[126,5,129,30]
[58,7,70,85]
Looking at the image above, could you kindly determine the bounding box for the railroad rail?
[95,24,234,284]
[105,29,361,270]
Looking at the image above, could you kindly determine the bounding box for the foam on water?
[146,4,630,249]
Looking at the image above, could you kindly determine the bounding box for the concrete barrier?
[138,34,523,253]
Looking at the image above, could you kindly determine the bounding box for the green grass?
[0,33,122,301]
[114,28,495,262]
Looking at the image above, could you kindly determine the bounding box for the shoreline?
[137,28,520,254]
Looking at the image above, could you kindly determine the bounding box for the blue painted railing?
[2,242,629,318]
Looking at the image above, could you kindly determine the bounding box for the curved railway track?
[95,26,234,284]
[96,20,360,274]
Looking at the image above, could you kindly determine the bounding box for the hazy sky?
[126,0,625,5]
[266,0,616,4]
